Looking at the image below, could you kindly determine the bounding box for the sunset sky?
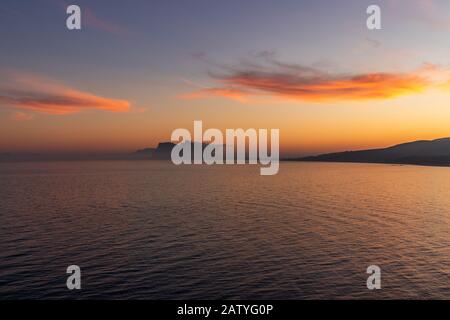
[1,0,450,156]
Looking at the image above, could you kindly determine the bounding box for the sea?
[1,161,450,299]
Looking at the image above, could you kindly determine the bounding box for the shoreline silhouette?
[290,137,450,167]
[2,137,450,168]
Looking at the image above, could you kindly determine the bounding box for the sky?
[1,0,450,156]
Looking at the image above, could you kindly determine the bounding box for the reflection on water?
[1,161,450,299]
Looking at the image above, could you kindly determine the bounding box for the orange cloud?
[182,59,450,103]
[0,73,130,115]
[220,72,429,102]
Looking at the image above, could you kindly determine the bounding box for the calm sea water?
[1,161,450,299]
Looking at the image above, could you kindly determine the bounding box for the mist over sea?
[1,161,450,299]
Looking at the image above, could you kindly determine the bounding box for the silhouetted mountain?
[133,141,259,161]
[295,138,450,166]
[134,141,213,160]
[135,147,155,155]
[133,142,175,159]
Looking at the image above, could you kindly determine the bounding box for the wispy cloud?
[83,7,129,36]
[0,72,130,115]
[365,37,381,49]
[54,0,129,36]
[10,112,33,121]
[182,55,450,103]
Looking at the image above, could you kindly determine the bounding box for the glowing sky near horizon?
[1,0,450,156]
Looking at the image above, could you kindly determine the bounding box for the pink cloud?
[84,7,129,36]
[0,72,130,115]
[181,59,450,103]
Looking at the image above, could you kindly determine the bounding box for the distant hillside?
[295,138,450,166]
[133,141,259,161]
[133,142,175,160]
[134,142,211,160]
